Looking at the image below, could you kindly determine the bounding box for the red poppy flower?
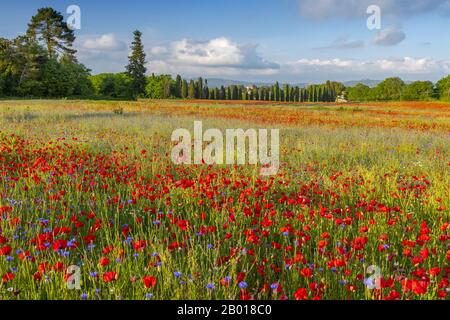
[300,267,313,278]
[0,236,8,244]
[143,276,157,288]
[294,288,308,300]
[429,267,440,277]
[236,272,246,283]
[52,240,67,251]
[103,271,118,283]
[2,272,14,283]
[99,257,110,266]
[0,245,12,256]
[33,272,42,281]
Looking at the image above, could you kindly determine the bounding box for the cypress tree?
[197,77,203,99]
[126,30,147,97]
[175,74,182,98]
[188,80,195,99]
[181,79,188,99]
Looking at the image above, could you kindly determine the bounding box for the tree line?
[347,77,450,102]
[141,75,345,102]
[1,7,449,102]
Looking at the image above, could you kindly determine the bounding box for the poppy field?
[0,99,448,300]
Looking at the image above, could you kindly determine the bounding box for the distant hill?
[202,78,384,89]
[204,78,274,88]
[342,79,382,88]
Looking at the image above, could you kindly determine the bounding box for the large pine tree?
[27,7,76,59]
[126,30,147,97]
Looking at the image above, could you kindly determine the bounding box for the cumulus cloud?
[281,57,450,81]
[74,34,128,73]
[373,27,406,46]
[147,37,280,77]
[82,33,126,51]
[299,0,448,19]
[314,37,365,50]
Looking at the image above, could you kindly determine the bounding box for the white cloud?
[74,34,128,73]
[147,37,280,77]
[82,33,126,51]
[299,0,448,19]
[373,27,406,46]
[281,57,450,81]
[150,46,168,55]
[314,37,365,50]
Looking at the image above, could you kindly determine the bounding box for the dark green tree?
[197,77,203,99]
[436,75,450,100]
[27,7,76,59]
[181,79,188,99]
[188,80,196,99]
[402,81,434,101]
[345,84,372,102]
[1,35,48,96]
[373,77,405,100]
[175,74,182,98]
[126,30,147,97]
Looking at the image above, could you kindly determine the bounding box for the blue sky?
[1,0,449,83]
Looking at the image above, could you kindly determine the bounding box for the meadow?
[0,99,448,300]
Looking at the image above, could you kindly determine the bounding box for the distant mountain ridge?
[342,79,382,88]
[202,78,383,88]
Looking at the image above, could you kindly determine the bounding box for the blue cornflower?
[174,271,182,278]
[206,283,215,290]
[67,239,76,248]
[60,250,70,257]
[364,278,374,288]
[238,281,248,289]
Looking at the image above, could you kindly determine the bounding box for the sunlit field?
[0,99,448,300]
